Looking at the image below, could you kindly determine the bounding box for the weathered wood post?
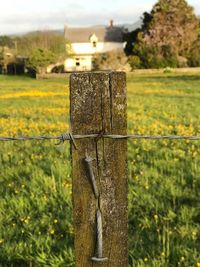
[70,71,128,267]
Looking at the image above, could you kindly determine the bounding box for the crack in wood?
[109,72,113,130]
[71,72,127,267]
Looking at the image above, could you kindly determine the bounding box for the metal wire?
[84,152,99,199]
[0,133,200,142]
[91,209,108,262]
[104,134,200,140]
[0,136,60,141]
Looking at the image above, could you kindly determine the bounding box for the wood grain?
[70,71,128,267]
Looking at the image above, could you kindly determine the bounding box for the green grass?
[0,73,200,267]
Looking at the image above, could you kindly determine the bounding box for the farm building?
[0,47,26,75]
[64,20,126,71]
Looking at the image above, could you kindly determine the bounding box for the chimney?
[109,19,114,28]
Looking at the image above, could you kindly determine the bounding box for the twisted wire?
[0,136,60,141]
[96,209,103,258]
[91,209,108,262]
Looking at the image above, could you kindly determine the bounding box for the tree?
[131,0,200,68]
[15,31,69,74]
[27,48,56,74]
[0,36,14,48]
[16,31,67,60]
[188,38,200,66]
[124,28,141,55]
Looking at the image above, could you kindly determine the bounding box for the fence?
[129,66,200,75]
[36,73,71,80]
[1,71,200,267]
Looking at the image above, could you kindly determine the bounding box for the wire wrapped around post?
[92,209,108,262]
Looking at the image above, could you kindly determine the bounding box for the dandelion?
[154,214,158,221]
[180,256,185,262]
[54,219,58,224]
[192,151,197,158]
[50,229,55,235]
[133,175,139,181]
[196,262,200,267]
[144,257,148,262]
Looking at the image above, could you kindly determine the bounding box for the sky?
[0,0,200,35]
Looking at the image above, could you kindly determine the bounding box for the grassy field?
[0,73,200,267]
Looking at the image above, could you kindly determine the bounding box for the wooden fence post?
[70,71,128,267]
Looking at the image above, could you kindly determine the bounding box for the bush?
[93,49,131,71]
[188,39,200,67]
[128,55,142,70]
[177,56,188,68]
[133,44,178,69]
[27,48,56,74]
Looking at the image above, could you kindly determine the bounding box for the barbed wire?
[0,136,59,142]
[0,133,200,143]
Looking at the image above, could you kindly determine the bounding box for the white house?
[64,20,126,71]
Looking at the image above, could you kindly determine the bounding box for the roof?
[64,26,124,43]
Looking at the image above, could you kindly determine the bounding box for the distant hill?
[8,20,143,37]
[122,20,142,31]
[10,29,64,37]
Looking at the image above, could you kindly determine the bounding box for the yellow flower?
[181,256,185,262]
[192,231,197,240]
[196,263,200,267]
[50,229,55,235]
[154,214,158,221]
[54,219,58,224]
[144,257,148,262]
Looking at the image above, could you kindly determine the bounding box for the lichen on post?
[70,71,128,267]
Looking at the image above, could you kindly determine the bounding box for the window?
[75,58,80,66]
[90,34,98,48]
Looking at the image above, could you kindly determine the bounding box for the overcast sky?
[0,0,200,35]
